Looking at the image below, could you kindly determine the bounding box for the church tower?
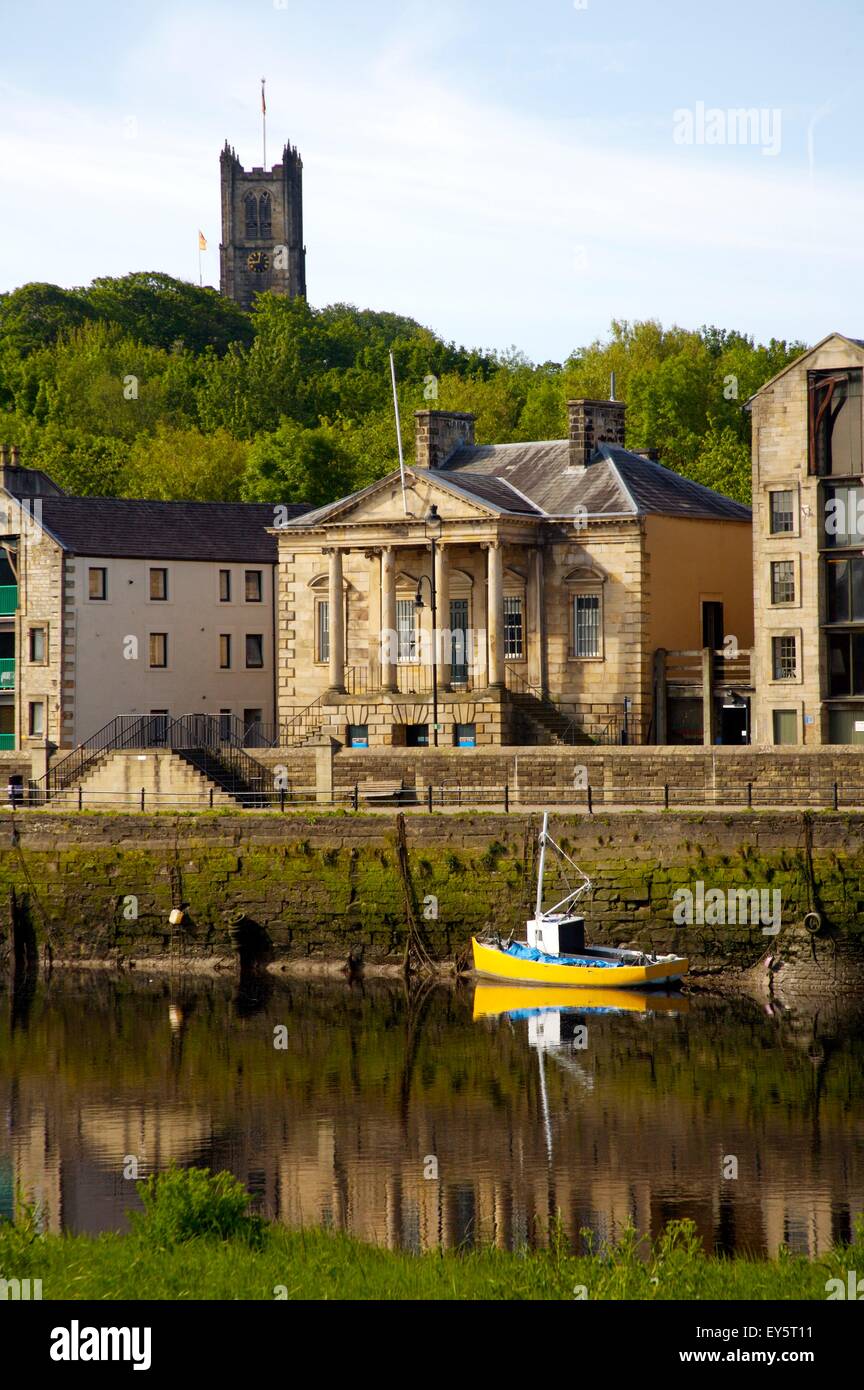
[219,141,307,311]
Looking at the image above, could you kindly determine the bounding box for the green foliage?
[131,1166,265,1249]
[6,1200,855,1301]
[0,273,806,508]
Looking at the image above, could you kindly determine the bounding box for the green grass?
[1,1169,860,1301]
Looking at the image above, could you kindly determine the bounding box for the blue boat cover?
[504,942,622,969]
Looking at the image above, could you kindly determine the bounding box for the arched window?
[258,191,272,238]
[243,192,259,238]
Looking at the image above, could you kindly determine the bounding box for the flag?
[261,79,266,116]
[198,231,207,251]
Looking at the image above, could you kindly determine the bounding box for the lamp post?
[415,505,443,748]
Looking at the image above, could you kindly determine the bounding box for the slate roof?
[439,441,751,522]
[278,440,751,529]
[5,495,310,561]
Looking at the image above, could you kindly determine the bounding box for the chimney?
[414,410,476,470]
[0,445,7,469]
[10,444,20,467]
[568,399,627,469]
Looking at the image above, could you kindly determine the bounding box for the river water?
[1,970,862,1258]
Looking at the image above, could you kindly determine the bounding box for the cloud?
[1,3,863,358]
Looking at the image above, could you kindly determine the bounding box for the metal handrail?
[167,714,276,804]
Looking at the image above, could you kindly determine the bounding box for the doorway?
[702,601,724,651]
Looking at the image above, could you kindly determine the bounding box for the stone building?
[274,401,753,748]
[0,453,308,754]
[749,332,864,745]
[219,141,306,311]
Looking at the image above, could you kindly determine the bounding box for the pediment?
[298,468,509,530]
[564,564,607,585]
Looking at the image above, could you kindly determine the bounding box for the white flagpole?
[261,78,267,167]
[389,351,409,518]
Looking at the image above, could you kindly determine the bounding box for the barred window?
[397,599,417,663]
[504,595,523,659]
[573,594,601,658]
[317,600,329,663]
[769,490,795,534]
[771,634,797,680]
[770,560,795,605]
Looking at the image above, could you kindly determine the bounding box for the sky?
[1,0,863,362]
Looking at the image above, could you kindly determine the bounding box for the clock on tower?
[219,141,307,311]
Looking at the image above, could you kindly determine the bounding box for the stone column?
[528,547,545,692]
[487,541,505,688]
[327,548,346,694]
[381,546,397,693]
[434,542,451,690]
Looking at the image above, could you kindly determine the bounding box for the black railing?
[504,668,629,746]
[166,715,276,806]
[36,714,179,801]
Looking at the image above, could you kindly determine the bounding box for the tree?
[241,420,356,510]
[121,424,250,502]
[83,272,252,354]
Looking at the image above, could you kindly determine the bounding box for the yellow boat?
[472,982,690,1020]
[472,937,689,989]
[472,812,689,990]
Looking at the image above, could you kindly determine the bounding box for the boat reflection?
[472,983,690,1022]
[473,982,690,1162]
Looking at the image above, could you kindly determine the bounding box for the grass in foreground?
[1,1168,860,1301]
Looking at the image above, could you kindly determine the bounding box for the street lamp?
[415,505,443,748]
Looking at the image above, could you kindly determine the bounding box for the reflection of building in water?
[2,997,862,1259]
[3,1083,862,1257]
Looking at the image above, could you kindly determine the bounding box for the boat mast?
[535,812,549,920]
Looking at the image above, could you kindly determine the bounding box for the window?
[573,594,601,658]
[826,556,864,624]
[823,484,864,548]
[770,561,796,605]
[808,368,863,477]
[397,599,417,663]
[149,710,169,744]
[243,191,259,238]
[348,725,369,749]
[450,598,469,682]
[828,708,864,745]
[149,633,168,668]
[504,595,524,659]
[88,567,107,600]
[773,710,798,745]
[827,632,864,696]
[149,568,168,601]
[316,600,330,663]
[769,490,795,535]
[245,570,263,602]
[219,634,232,669]
[28,627,46,663]
[219,709,232,742]
[771,635,797,681]
[28,701,44,737]
[219,570,232,602]
[455,723,476,748]
[245,634,264,669]
[258,191,272,238]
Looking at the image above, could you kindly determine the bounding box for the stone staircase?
[54,751,238,809]
[506,688,594,746]
[175,748,268,808]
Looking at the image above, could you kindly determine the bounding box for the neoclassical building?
[274,402,753,747]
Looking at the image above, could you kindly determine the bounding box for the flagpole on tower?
[261,77,267,168]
